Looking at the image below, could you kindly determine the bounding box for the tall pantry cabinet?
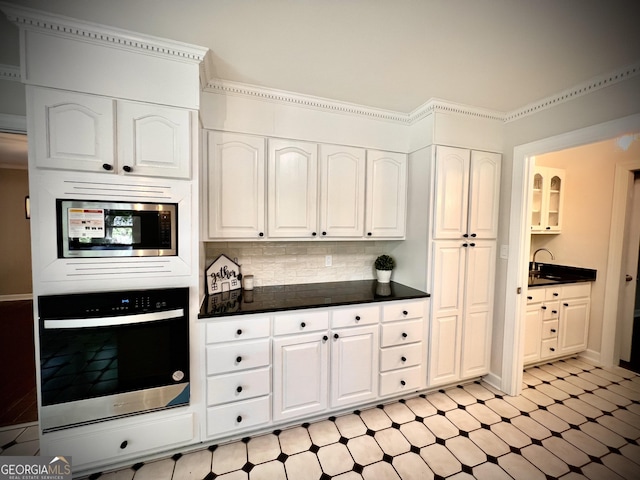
[428,146,501,387]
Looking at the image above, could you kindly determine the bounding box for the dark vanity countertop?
[199,280,430,318]
[528,263,597,288]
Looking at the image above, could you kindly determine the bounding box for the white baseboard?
[578,348,602,366]
[482,371,504,394]
[0,293,33,302]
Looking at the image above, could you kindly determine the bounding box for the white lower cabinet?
[203,315,272,438]
[524,283,591,365]
[203,298,428,441]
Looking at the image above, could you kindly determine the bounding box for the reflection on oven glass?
[40,331,118,405]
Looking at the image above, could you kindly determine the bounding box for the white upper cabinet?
[116,101,191,179]
[468,150,501,239]
[31,87,115,173]
[365,150,407,239]
[268,139,318,238]
[433,146,501,240]
[319,144,366,238]
[206,132,266,239]
[30,86,192,179]
[531,166,565,233]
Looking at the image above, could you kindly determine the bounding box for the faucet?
[532,248,555,273]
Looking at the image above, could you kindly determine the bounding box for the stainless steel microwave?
[56,199,177,258]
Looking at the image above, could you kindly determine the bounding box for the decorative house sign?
[205,254,242,295]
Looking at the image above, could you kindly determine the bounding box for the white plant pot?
[376,269,392,283]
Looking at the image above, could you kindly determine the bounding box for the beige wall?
[0,167,31,296]
[532,137,640,355]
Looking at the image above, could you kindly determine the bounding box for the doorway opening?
[618,171,640,374]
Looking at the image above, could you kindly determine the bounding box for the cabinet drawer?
[382,300,424,322]
[207,367,270,406]
[541,320,559,340]
[526,289,545,304]
[331,305,379,328]
[379,365,422,397]
[273,310,329,336]
[380,319,423,347]
[541,301,559,320]
[380,343,422,372]
[561,283,591,299]
[206,339,270,375]
[544,287,562,301]
[540,338,558,358]
[206,395,270,437]
[47,413,193,468]
[205,316,271,344]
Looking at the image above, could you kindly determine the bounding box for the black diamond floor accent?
[477,399,485,405]
[539,405,547,411]
[203,472,217,480]
[434,474,446,480]
[353,409,361,415]
[241,462,254,473]
[481,423,491,430]
[487,455,498,464]
[436,409,445,416]
[436,437,445,446]
[589,455,603,464]
[241,437,251,443]
[399,398,406,403]
[88,473,102,480]
[302,422,310,428]
[555,399,563,404]
[501,417,511,423]
[131,463,144,471]
[521,411,530,417]
[410,445,420,454]
[551,431,562,437]
[309,444,320,453]
[383,453,393,463]
[208,445,218,452]
[415,415,424,422]
[608,446,621,455]
[602,411,613,416]
[277,453,289,463]
[320,474,331,480]
[457,404,466,410]
[570,424,580,430]
[391,422,401,429]
[462,464,473,475]
[273,429,282,436]
[328,416,336,422]
[353,463,364,474]
[459,430,468,437]
[366,429,375,436]
[532,438,543,446]
[510,446,521,454]
[569,465,583,474]
[171,453,182,461]
[339,436,348,445]
[495,394,503,400]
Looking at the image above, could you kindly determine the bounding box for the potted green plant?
[374,254,395,283]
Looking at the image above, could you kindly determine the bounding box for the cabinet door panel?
[559,299,589,353]
[523,305,542,364]
[433,146,470,239]
[319,144,365,237]
[468,151,501,239]
[207,132,266,238]
[117,101,191,178]
[268,139,318,237]
[365,150,407,238]
[464,241,496,315]
[330,325,378,408]
[31,87,115,172]
[431,241,465,315]
[429,313,460,386]
[461,310,491,378]
[273,334,328,421]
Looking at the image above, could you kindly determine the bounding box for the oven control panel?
[38,287,189,318]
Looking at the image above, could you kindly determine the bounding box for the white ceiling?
[2,0,640,114]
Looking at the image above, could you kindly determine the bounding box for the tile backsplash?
[204,241,401,287]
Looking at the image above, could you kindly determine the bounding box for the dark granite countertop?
[199,280,430,318]
[528,263,597,288]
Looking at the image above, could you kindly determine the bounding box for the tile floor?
[4,358,640,479]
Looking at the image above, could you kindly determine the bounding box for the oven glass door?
[39,312,189,407]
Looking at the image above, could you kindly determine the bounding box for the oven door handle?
[43,308,185,329]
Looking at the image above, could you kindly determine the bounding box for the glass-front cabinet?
[531,166,565,234]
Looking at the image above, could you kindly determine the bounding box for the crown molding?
[504,61,640,123]
[203,77,413,124]
[0,64,20,82]
[410,99,505,123]
[0,2,208,64]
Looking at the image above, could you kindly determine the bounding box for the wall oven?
[56,199,177,258]
[38,287,189,432]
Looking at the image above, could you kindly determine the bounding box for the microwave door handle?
[43,308,184,329]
